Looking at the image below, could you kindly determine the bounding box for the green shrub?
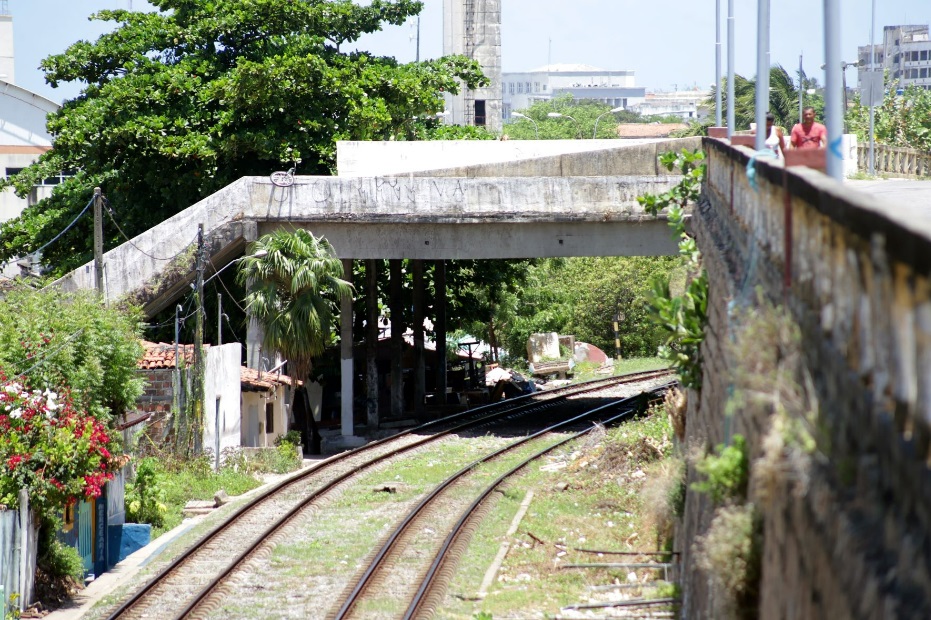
[275,430,302,448]
[38,537,84,581]
[695,504,762,618]
[125,458,167,528]
[692,435,749,505]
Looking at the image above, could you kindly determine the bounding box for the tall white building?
[502,64,646,120]
[0,1,61,277]
[442,0,502,133]
[858,24,931,91]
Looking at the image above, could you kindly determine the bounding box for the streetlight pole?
[726,0,735,136]
[868,0,877,176]
[547,112,581,139]
[593,106,625,139]
[512,112,539,139]
[715,0,722,127]
[824,0,843,180]
[755,0,771,152]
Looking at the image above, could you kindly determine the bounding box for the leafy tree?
[847,81,931,152]
[0,0,488,276]
[680,65,823,136]
[236,229,352,454]
[0,286,145,420]
[492,257,681,360]
[504,94,638,140]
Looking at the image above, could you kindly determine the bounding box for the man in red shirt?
[790,106,827,150]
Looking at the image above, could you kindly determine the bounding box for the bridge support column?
[413,260,425,417]
[246,317,263,370]
[340,259,354,436]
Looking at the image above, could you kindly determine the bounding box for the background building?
[628,89,710,121]
[858,24,931,90]
[502,64,645,120]
[0,2,61,278]
[442,0,502,133]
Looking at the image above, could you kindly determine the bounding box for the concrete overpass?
[58,138,699,314]
[56,136,699,440]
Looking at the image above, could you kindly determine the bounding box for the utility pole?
[192,224,205,456]
[93,187,104,295]
[174,304,183,451]
[217,293,223,346]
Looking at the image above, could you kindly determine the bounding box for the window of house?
[912,68,920,79]
[912,51,920,62]
[517,82,523,94]
[474,100,486,127]
[922,50,929,61]
[525,82,531,93]
[5,167,24,178]
[265,402,274,434]
[922,68,928,79]
[62,503,75,533]
[894,54,900,64]
[534,82,540,92]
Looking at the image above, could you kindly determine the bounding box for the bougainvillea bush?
[0,375,120,515]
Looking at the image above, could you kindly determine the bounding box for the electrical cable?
[15,328,86,378]
[207,257,247,313]
[30,196,94,258]
[103,197,196,262]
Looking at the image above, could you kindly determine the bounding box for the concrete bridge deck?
[847,178,931,228]
[57,138,700,315]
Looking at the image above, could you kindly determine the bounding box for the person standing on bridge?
[790,106,827,150]
[764,112,786,159]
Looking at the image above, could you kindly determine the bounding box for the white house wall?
[240,389,289,447]
[203,344,242,459]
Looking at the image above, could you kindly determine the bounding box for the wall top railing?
[857,143,931,178]
[703,136,931,276]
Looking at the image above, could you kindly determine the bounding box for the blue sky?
[8,0,931,104]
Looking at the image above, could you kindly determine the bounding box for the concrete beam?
[56,174,682,314]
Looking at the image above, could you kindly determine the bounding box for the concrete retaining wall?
[337,137,702,178]
[683,137,931,617]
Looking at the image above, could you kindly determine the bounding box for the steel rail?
[110,370,671,620]
[403,384,674,619]
[104,371,656,619]
[334,383,671,619]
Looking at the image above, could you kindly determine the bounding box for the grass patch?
[444,406,679,618]
[135,454,264,538]
[570,356,669,383]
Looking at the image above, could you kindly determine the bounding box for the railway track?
[330,389,670,620]
[103,369,674,620]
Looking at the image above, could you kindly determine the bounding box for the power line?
[30,196,94,258]
[207,256,246,313]
[103,197,196,262]
[15,328,87,378]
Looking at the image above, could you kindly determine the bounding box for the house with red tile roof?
[136,341,297,456]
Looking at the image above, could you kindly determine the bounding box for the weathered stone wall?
[682,137,931,618]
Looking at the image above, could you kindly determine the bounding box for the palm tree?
[705,65,816,131]
[237,229,352,454]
